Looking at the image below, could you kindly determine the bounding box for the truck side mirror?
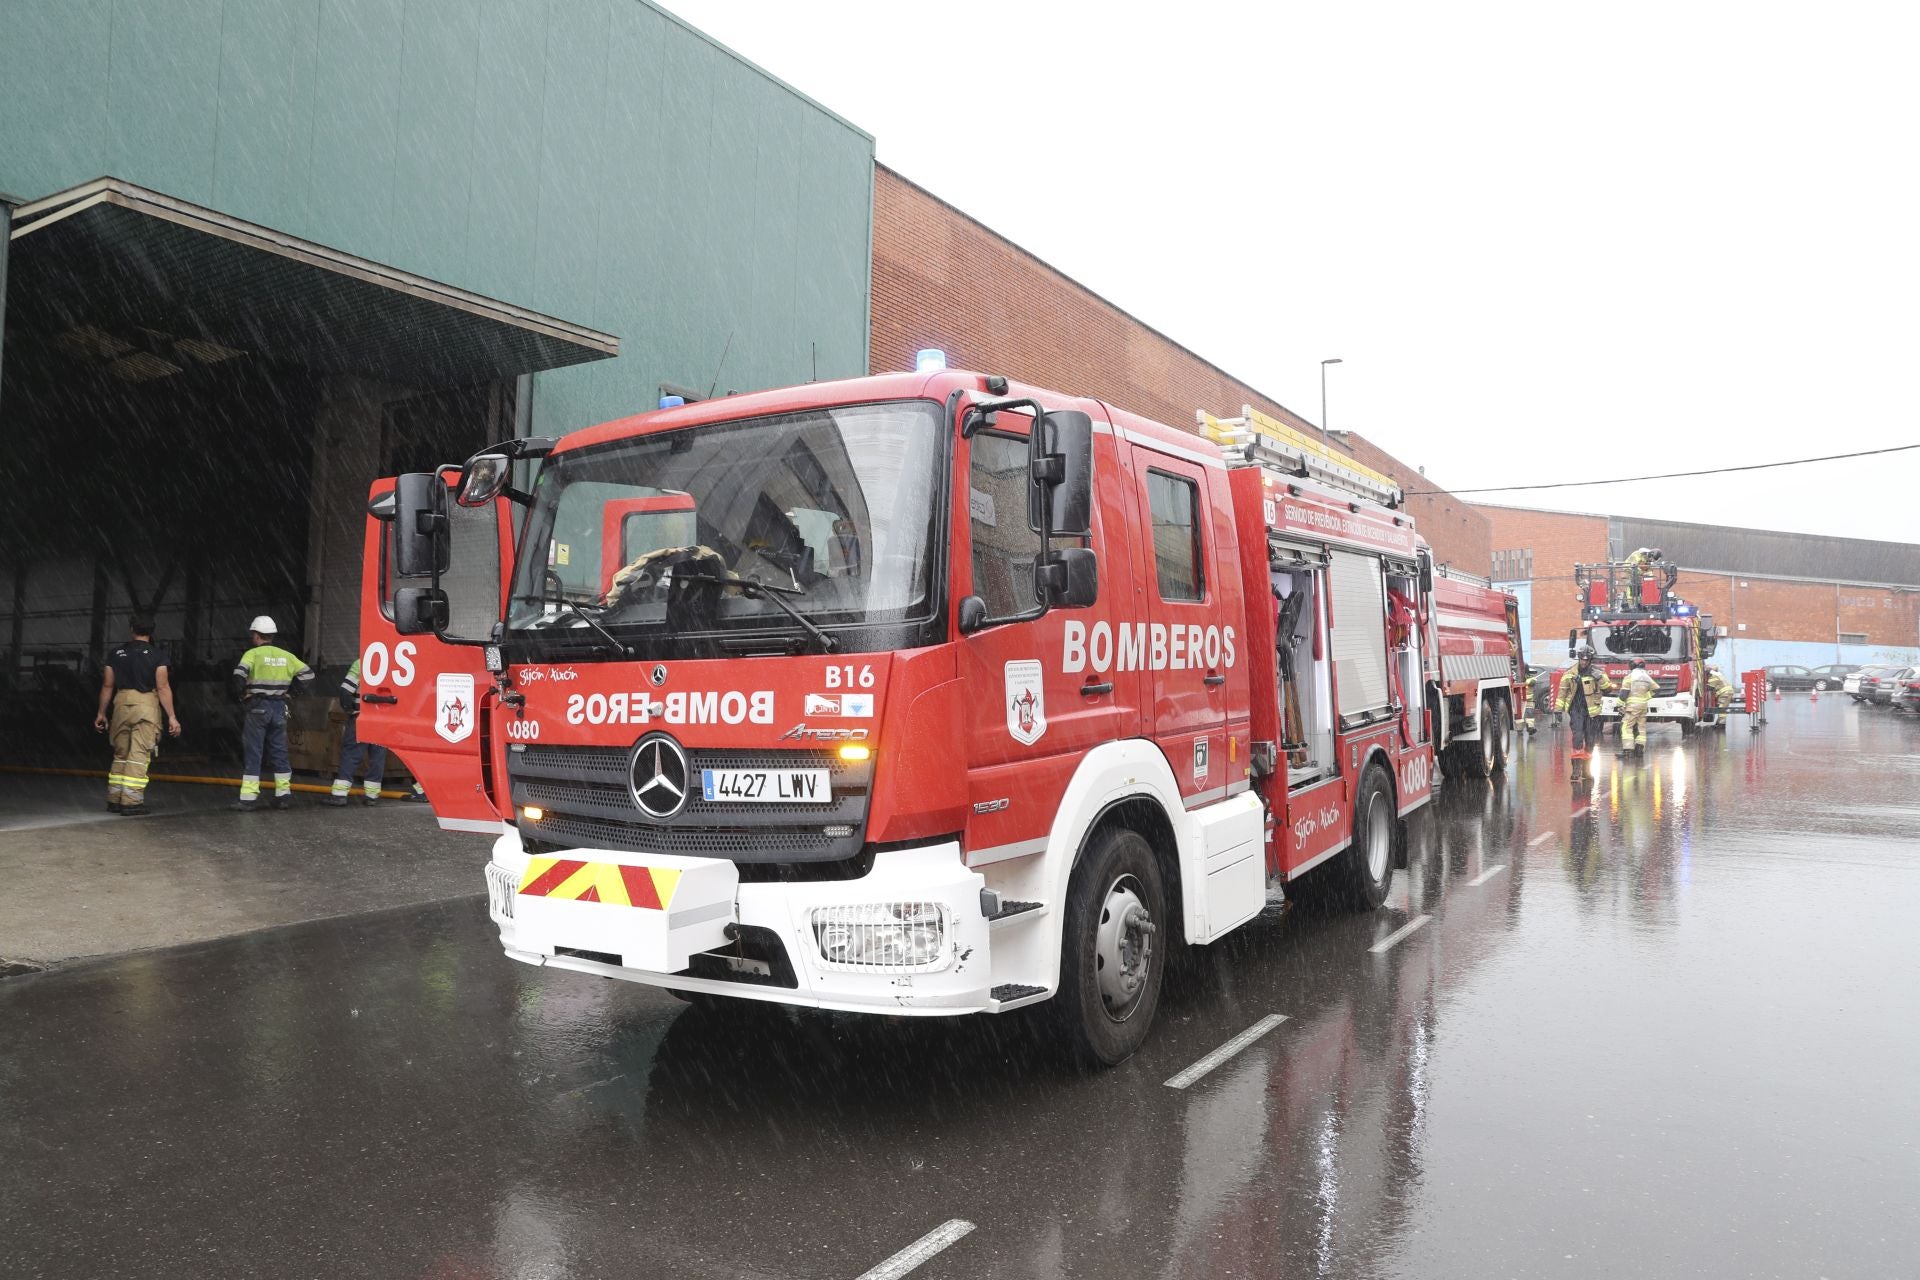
[393,472,449,577]
[455,453,512,508]
[1568,627,1579,653]
[394,586,448,636]
[957,595,989,634]
[1418,555,1433,595]
[1038,547,1098,609]
[1029,410,1094,537]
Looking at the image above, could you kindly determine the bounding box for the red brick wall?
[1477,506,1610,640]
[871,166,1490,570]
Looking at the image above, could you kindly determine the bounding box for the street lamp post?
[1320,357,1343,444]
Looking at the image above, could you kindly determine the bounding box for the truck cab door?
[1130,453,1233,804]
[957,401,1143,864]
[357,478,512,834]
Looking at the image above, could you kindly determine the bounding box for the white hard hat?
[249,615,278,635]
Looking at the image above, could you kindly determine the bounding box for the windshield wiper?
[538,596,630,657]
[672,570,837,654]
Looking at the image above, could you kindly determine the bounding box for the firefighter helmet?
[1574,643,1595,662]
[1631,658,1647,668]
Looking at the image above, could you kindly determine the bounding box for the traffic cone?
[1810,685,1818,702]
[1773,684,1782,701]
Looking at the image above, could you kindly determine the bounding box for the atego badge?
[436,672,476,743]
[1005,659,1047,746]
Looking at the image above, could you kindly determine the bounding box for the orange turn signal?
[837,744,872,762]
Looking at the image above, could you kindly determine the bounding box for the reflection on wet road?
[4,698,1917,1278]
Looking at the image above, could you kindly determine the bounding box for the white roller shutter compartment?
[1328,550,1390,718]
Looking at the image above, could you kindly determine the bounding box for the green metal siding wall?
[0,0,874,433]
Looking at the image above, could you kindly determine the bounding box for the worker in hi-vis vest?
[230,616,314,811]
[326,659,387,806]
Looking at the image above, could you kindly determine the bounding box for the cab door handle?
[1203,673,1226,687]
[1080,681,1114,697]
[361,693,399,705]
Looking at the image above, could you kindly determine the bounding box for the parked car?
[1809,663,1858,690]
[1763,664,1820,692]
[1864,666,1916,706]
[1844,665,1899,702]
[1893,674,1920,713]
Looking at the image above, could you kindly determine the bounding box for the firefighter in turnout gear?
[230,616,314,811]
[1555,643,1615,764]
[1624,546,1664,607]
[1619,658,1658,751]
[326,659,386,806]
[1703,667,1734,726]
[94,618,183,814]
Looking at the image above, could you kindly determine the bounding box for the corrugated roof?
[8,179,618,387]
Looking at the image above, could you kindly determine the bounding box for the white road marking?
[855,1219,976,1280]
[1528,831,1556,848]
[1468,864,1508,886]
[1369,914,1432,954]
[1163,1014,1289,1090]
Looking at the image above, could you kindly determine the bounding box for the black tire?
[1449,695,1504,779]
[1679,718,1696,738]
[1814,679,1831,691]
[1054,827,1169,1068]
[1290,763,1398,913]
[1485,696,1510,774]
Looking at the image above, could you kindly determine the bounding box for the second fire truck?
[1568,559,1723,734]
[359,364,1520,1065]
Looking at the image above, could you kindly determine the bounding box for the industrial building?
[0,0,873,764]
[0,1,1489,774]
[1479,504,1920,672]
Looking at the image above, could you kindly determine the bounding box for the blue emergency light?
[658,395,685,409]
[915,348,948,372]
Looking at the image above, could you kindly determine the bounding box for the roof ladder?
[1197,405,1404,508]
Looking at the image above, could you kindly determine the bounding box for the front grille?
[508,742,870,863]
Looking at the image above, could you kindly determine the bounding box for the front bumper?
[1599,693,1697,721]
[484,827,1004,1015]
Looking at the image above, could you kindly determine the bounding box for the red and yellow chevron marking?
[517,857,682,910]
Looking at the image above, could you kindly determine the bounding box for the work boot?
[273,796,293,812]
[362,795,380,808]
[121,806,150,817]
[323,795,350,808]
[229,800,259,813]
[401,790,427,803]
[106,801,122,813]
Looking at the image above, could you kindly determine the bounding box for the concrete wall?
[870,166,1490,571]
[0,0,875,432]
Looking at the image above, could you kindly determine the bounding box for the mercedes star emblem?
[628,734,690,819]
[650,664,668,687]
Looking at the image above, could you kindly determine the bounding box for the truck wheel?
[1292,763,1398,913]
[1054,827,1168,1068]
[1485,696,1510,774]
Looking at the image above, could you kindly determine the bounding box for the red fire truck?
[1429,566,1526,780]
[358,364,1510,1065]
[1568,559,1722,734]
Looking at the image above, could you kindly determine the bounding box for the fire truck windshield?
[1587,623,1689,663]
[506,400,942,656]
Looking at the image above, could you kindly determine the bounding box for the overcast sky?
[667,1,1919,545]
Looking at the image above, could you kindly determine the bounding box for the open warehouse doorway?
[0,179,617,779]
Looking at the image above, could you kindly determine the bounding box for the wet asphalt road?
[4,696,1918,1279]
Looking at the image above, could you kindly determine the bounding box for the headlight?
[812,902,950,971]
